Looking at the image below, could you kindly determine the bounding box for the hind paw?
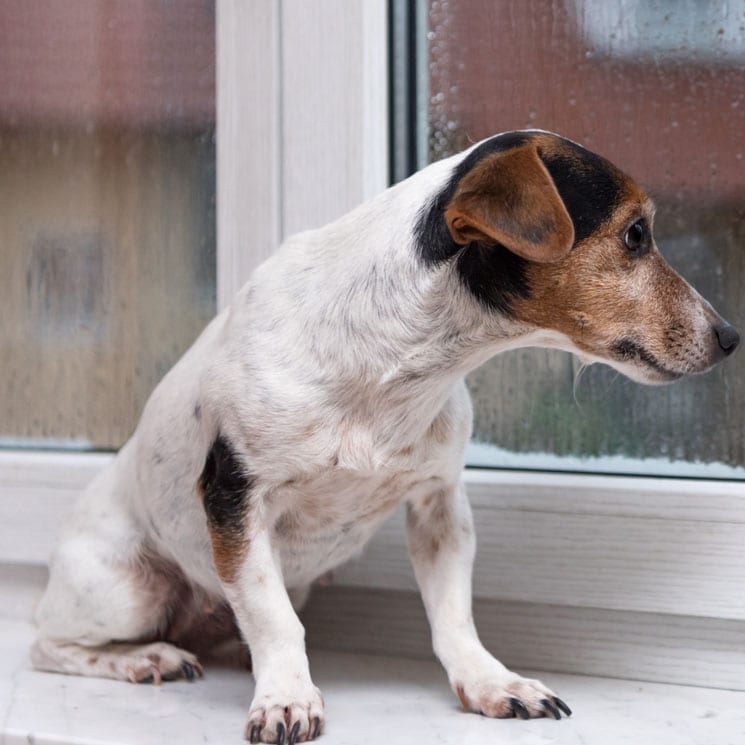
[124,642,204,685]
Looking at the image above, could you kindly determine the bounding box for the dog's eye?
[623,220,647,255]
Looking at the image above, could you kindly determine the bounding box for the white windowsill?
[2,457,745,690]
[3,619,745,745]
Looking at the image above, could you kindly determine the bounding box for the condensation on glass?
[0,0,216,450]
[427,0,745,475]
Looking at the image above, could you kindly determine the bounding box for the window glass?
[0,0,215,450]
[426,0,745,477]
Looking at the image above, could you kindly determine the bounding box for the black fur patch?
[199,435,253,533]
[414,132,532,314]
[539,139,624,244]
[455,242,530,315]
[611,338,675,377]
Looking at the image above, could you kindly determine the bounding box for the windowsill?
[3,619,745,745]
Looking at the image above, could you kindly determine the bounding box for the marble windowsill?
[2,620,745,745]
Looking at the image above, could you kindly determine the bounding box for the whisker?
[572,362,589,408]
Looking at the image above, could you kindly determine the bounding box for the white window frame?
[1,0,744,689]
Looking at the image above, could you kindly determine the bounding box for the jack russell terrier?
[32,130,739,743]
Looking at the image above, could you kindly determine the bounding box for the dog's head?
[416,130,739,383]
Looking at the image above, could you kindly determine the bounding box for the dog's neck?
[241,150,570,441]
[301,157,547,377]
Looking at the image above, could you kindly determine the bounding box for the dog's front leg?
[200,438,323,743]
[406,485,571,720]
[218,526,324,744]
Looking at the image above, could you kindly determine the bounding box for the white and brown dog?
[32,131,739,743]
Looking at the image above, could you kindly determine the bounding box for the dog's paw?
[123,642,203,685]
[453,672,572,720]
[245,684,325,743]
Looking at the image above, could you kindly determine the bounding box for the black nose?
[715,323,740,355]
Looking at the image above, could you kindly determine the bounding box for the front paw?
[454,672,572,720]
[245,684,325,743]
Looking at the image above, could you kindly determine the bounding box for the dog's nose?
[715,322,740,356]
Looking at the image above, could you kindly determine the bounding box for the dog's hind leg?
[31,639,202,683]
[32,527,202,684]
[32,461,202,684]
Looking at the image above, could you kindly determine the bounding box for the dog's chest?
[270,466,442,588]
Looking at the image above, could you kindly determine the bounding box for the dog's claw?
[275,721,285,745]
[312,717,322,739]
[248,725,260,743]
[541,698,562,719]
[510,697,530,719]
[180,660,196,681]
[553,696,572,717]
[288,721,301,745]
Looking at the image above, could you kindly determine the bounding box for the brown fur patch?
[406,488,462,562]
[206,529,246,585]
[445,144,574,263]
[274,510,300,536]
[302,421,321,439]
[360,492,401,522]
[479,695,513,718]
[456,684,471,711]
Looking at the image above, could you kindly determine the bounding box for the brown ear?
[444,145,574,263]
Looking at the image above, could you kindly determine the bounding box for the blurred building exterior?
[0,0,216,449]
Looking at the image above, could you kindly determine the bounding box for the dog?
[32,130,739,743]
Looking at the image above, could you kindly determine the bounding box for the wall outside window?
[0,0,216,449]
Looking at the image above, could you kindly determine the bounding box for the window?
[1,0,742,699]
[421,0,745,478]
[0,0,216,450]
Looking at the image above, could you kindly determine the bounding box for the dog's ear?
[444,145,575,263]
